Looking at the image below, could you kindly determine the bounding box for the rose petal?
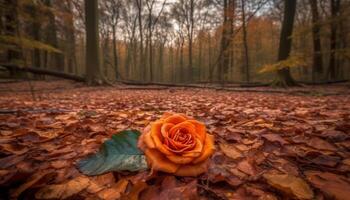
[144,131,156,149]
[144,148,179,173]
[166,154,194,164]
[161,123,174,138]
[169,121,196,138]
[164,114,187,125]
[182,138,203,157]
[164,139,193,152]
[150,122,174,156]
[187,120,207,143]
[192,134,215,164]
[175,161,209,176]
[160,112,173,120]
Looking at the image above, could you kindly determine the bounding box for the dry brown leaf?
[121,181,148,200]
[35,176,90,199]
[262,134,288,145]
[11,171,54,198]
[50,160,70,169]
[305,171,350,200]
[263,173,314,199]
[308,137,337,151]
[97,179,129,200]
[219,143,243,160]
[237,159,258,176]
[0,143,29,155]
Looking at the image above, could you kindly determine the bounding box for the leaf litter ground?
[0,80,349,200]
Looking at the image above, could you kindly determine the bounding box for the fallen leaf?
[219,143,243,160]
[305,171,350,200]
[262,133,288,145]
[158,178,198,200]
[11,171,55,198]
[308,137,336,151]
[50,160,70,169]
[0,154,26,169]
[121,181,148,200]
[97,178,129,200]
[35,176,90,199]
[0,143,29,155]
[263,173,314,199]
[237,158,258,176]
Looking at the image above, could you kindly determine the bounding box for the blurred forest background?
[0,0,349,87]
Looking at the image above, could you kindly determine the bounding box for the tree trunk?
[112,24,119,80]
[66,0,77,74]
[148,11,153,82]
[309,0,323,82]
[198,34,203,81]
[188,0,194,82]
[4,0,22,67]
[180,40,184,82]
[328,0,340,80]
[241,0,249,82]
[219,0,234,84]
[44,0,64,72]
[136,0,145,82]
[158,43,164,82]
[273,0,298,87]
[85,0,102,85]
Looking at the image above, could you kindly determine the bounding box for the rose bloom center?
[166,127,195,153]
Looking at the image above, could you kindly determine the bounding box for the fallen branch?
[0,64,85,82]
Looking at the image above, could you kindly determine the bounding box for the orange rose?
[138,113,215,176]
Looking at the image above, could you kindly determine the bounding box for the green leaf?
[78,130,148,176]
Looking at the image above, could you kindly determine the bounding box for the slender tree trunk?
[198,35,203,81]
[328,0,340,80]
[219,0,234,84]
[85,0,102,84]
[188,0,194,82]
[274,0,298,87]
[229,2,235,82]
[219,0,228,82]
[158,43,164,82]
[148,11,153,82]
[208,33,213,81]
[102,36,109,77]
[241,0,249,82]
[4,0,22,67]
[66,0,77,74]
[30,4,41,69]
[112,24,119,80]
[309,0,323,82]
[136,0,144,82]
[44,0,64,72]
[170,47,175,82]
[180,40,184,82]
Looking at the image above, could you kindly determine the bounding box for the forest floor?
[0,80,350,199]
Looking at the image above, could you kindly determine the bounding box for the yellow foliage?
[0,35,62,53]
[258,56,307,74]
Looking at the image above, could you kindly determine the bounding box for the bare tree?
[145,0,167,82]
[85,0,102,84]
[328,0,341,80]
[309,0,323,82]
[241,0,249,82]
[219,0,235,84]
[274,0,298,87]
